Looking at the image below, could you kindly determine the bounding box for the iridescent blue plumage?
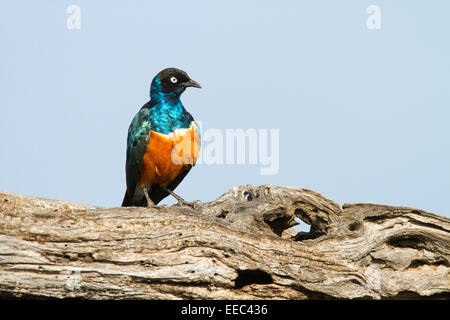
[146,75,194,135]
[122,68,201,207]
[126,75,194,153]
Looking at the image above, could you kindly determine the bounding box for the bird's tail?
[122,189,149,207]
[121,190,133,207]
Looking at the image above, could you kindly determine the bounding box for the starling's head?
[150,68,201,98]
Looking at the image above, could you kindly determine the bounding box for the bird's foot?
[143,187,157,208]
[160,186,200,208]
[175,199,200,208]
[145,203,168,210]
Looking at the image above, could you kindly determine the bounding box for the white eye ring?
[170,77,178,83]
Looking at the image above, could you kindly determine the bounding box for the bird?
[122,68,201,207]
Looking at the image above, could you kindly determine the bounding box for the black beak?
[182,79,202,88]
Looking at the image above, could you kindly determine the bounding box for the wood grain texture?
[0,185,448,299]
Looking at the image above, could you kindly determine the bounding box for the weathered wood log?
[0,185,448,299]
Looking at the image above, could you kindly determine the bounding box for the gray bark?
[0,185,448,299]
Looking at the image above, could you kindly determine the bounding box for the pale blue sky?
[1,1,449,226]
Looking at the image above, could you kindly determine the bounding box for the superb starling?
[122,68,201,207]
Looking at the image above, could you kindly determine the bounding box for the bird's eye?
[170,77,178,83]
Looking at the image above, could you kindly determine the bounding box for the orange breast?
[138,123,200,187]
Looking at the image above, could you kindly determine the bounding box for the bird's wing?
[124,107,152,201]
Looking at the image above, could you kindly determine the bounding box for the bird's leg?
[161,186,199,208]
[142,187,156,207]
